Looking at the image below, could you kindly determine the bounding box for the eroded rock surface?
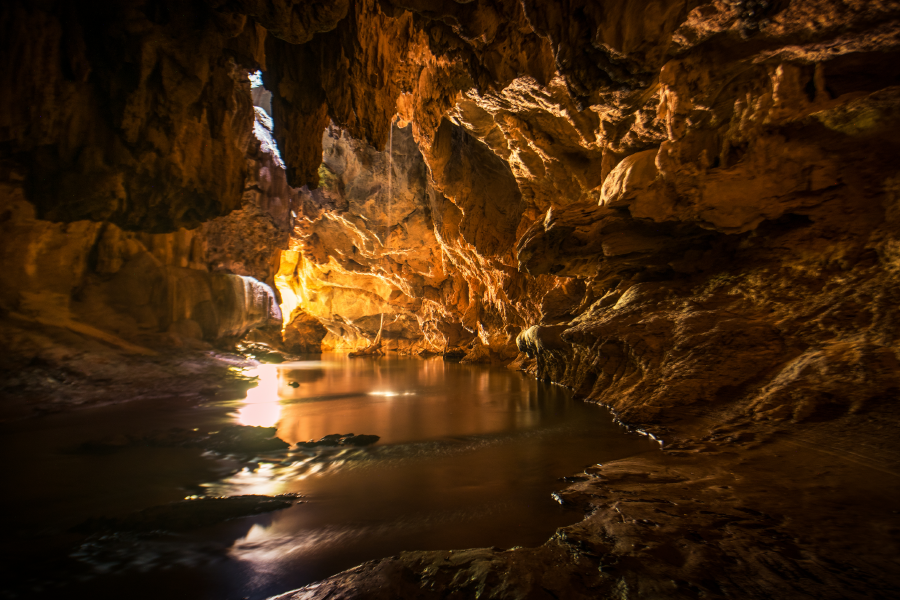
[295,433,380,449]
[0,101,294,408]
[264,0,900,423]
[259,2,900,599]
[0,1,260,231]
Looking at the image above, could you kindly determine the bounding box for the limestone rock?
[0,1,259,231]
[0,107,287,350]
[282,309,328,354]
[1,0,897,432]
[203,108,298,286]
[275,122,450,354]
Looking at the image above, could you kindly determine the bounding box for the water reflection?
[213,356,659,598]
[253,357,560,446]
[1,356,658,600]
[234,363,330,428]
[235,365,282,428]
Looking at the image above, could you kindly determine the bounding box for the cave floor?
[1,321,898,600]
[277,403,900,600]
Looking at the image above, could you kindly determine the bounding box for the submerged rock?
[258,351,286,364]
[202,425,291,454]
[294,433,380,449]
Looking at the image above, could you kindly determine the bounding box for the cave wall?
[276,122,449,353]
[0,107,291,367]
[0,0,264,231]
[1,0,899,429]
[268,0,900,429]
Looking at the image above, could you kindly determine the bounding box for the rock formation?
[263,0,900,426]
[0,73,294,412]
[2,0,900,598]
[0,101,290,337]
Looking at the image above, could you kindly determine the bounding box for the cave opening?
[2,1,900,599]
[249,70,284,170]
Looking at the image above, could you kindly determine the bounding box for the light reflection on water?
[248,357,554,447]
[234,365,282,428]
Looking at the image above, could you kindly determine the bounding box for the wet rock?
[72,493,301,534]
[442,349,467,361]
[202,425,291,454]
[258,351,285,364]
[340,434,380,447]
[559,475,589,483]
[294,433,380,449]
[273,413,900,600]
[236,342,282,361]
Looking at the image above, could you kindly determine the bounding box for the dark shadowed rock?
[203,425,290,454]
[72,493,301,534]
[294,433,380,449]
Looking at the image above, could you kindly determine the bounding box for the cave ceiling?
[3,0,899,229]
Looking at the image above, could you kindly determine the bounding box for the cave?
[1,1,899,598]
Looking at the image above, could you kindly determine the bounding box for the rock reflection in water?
[266,358,550,446]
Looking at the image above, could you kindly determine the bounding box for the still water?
[0,355,657,600]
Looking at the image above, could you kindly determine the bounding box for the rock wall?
[269,0,900,430]
[0,107,292,367]
[276,122,448,353]
[0,0,262,231]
